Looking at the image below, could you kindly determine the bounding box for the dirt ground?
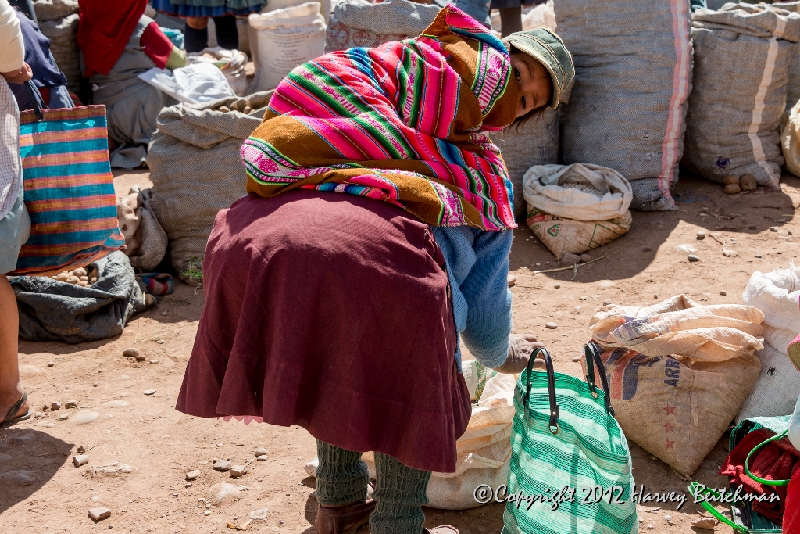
[1,170,798,533]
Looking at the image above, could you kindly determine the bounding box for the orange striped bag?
[9,105,124,276]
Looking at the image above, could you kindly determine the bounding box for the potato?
[740,174,757,192]
[722,175,739,186]
[724,184,742,195]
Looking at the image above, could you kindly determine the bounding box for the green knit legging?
[316,440,431,534]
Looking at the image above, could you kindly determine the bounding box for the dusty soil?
[1,170,798,533]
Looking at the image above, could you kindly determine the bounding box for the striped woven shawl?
[242,5,518,231]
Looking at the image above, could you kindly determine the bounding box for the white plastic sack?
[249,2,327,91]
[188,48,249,97]
[522,163,632,221]
[743,265,800,351]
[737,343,800,421]
[139,63,235,104]
[790,391,800,451]
[303,373,517,510]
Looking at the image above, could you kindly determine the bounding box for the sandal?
[314,499,376,534]
[1,391,31,428]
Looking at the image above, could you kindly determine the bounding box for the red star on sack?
[664,422,674,433]
[665,439,674,450]
[664,404,676,416]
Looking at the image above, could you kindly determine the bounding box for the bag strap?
[523,347,559,435]
[687,482,750,533]
[585,342,615,416]
[24,81,44,122]
[744,429,791,487]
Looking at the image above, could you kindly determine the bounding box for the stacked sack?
[33,0,80,94]
[737,265,800,421]
[523,163,632,262]
[775,2,800,113]
[554,0,692,211]
[588,296,764,477]
[148,92,274,284]
[685,4,800,189]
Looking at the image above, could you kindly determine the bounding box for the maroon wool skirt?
[176,191,471,473]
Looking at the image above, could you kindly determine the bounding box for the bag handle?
[523,347,559,435]
[24,81,44,122]
[687,483,750,532]
[744,429,791,487]
[584,341,615,416]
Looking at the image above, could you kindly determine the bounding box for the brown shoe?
[314,500,376,534]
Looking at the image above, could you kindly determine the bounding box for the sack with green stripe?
[502,342,637,534]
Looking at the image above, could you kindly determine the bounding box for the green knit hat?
[503,29,575,110]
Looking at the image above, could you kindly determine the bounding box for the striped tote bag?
[502,343,637,534]
[9,104,124,276]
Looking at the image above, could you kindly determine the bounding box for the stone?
[545,322,558,329]
[254,447,267,457]
[572,356,580,362]
[64,400,78,409]
[740,174,757,192]
[135,354,146,362]
[687,254,701,263]
[210,482,241,506]
[720,291,727,296]
[755,254,763,259]
[72,411,99,425]
[722,175,739,186]
[47,362,54,367]
[88,507,111,521]
[664,514,672,522]
[249,508,268,520]
[0,470,35,486]
[507,273,516,288]
[77,445,86,454]
[696,231,706,240]
[213,459,231,472]
[144,390,156,396]
[58,413,69,421]
[560,252,581,265]
[256,455,267,461]
[692,517,719,530]
[554,284,561,289]
[723,184,741,195]
[603,299,612,306]
[51,401,61,411]
[73,454,89,467]
[580,253,592,263]
[149,360,159,365]
[186,470,200,481]
[770,226,778,232]
[230,465,247,478]
[122,348,139,359]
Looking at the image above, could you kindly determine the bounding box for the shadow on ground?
[0,428,73,514]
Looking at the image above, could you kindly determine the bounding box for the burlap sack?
[588,296,765,476]
[685,4,800,188]
[148,92,274,284]
[37,13,80,93]
[491,110,559,219]
[584,347,761,477]
[323,0,440,53]
[127,189,168,272]
[526,207,632,259]
[32,0,78,22]
[554,0,693,211]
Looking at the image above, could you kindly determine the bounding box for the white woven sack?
[742,265,800,349]
[782,99,800,177]
[249,3,327,91]
[686,4,800,188]
[522,163,632,221]
[736,342,800,421]
[37,13,80,93]
[303,373,516,510]
[774,2,800,111]
[554,0,692,211]
[790,391,800,450]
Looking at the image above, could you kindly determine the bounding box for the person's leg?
[212,16,239,51]
[315,440,369,506]
[0,277,26,421]
[499,6,523,37]
[184,16,210,53]
[370,452,431,534]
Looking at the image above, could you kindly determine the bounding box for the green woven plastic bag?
[502,343,638,534]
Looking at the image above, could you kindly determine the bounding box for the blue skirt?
[151,0,265,17]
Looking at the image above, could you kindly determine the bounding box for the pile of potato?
[49,266,99,287]
[722,174,757,194]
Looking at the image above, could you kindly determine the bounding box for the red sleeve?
[140,22,174,70]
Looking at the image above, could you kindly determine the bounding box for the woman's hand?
[1,63,33,84]
[492,334,545,374]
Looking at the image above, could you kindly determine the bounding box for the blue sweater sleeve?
[431,226,513,369]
